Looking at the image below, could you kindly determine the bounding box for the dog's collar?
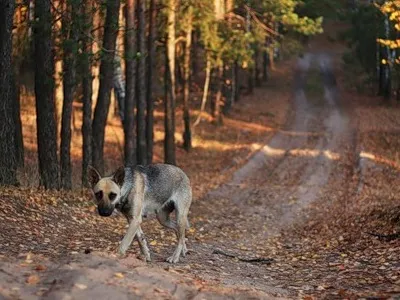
[117,167,134,208]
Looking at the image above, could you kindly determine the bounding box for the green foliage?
[342,4,383,80]
[296,0,343,19]
[185,0,323,70]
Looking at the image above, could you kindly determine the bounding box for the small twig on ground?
[212,249,274,264]
[366,231,400,241]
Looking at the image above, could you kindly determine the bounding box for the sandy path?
[185,52,356,297]
[0,52,356,299]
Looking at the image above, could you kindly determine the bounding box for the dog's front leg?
[118,172,146,256]
[118,217,141,256]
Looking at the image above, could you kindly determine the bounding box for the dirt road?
[180,52,357,297]
[3,52,398,299]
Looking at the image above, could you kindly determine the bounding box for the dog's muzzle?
[97,205,114,217]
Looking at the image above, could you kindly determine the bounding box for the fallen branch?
[213,249,274,264]
[367,232,400,241]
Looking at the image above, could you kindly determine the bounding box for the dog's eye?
[109,192,117,201]
[95,191,103,201]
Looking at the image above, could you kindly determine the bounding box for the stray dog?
[88,164,192,263]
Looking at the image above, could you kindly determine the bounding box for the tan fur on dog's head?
[87,166,125,217]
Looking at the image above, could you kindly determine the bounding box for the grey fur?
[88,164,192,263]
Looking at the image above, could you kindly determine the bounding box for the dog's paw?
[145,255,152,262]
[166,254,180,264]
[182,244,188,257]
[117,246,127,257]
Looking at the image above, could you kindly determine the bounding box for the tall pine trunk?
[136,0,147,165]
[182,6,193,152]
[164,0,176,165]
[254,47,261,87]
[194,53,211,127]
[124,0,137,166]
[213,63,223,125]
[146,0,156,163]
[92,0,121,173]
[0,0,18,185]
[34,0,60,189]
[81,0,93,186]
[60,0,79,189]
[262,48,268,82]
[12,72,24,168]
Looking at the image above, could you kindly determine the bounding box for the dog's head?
[87,166,125,217]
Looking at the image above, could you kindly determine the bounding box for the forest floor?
[1,23,400,299]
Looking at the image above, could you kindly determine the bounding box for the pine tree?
[92,0,121,173]
[34,0,60,189]
[0,0,18,186]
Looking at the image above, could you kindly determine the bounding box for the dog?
[87,164,192,263]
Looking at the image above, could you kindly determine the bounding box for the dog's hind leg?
[136,226,151,262]
[156,200,178,235]
[166,188,191,263]
[166,207,188,263]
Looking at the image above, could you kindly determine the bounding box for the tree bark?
[262,48,268,82]
[0,0,18,186]
[92,0,121,173]
[233,60,239,102]
[146,0,156,163]
[81,0,94,187]
[124,0,137,166]
[254,47,261,87]
[34,0,60,189]
[213,63,224,125]
[136,0,147,165]
[182,6,193,152]
[164,0,176,165]
[194,53,211,127]
[60,0,79,189]
[12,71,24,168]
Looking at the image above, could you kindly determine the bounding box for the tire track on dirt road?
[188,52,356,297]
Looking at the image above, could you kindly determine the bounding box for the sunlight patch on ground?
[360,151,400,170]
[261,145,341,160]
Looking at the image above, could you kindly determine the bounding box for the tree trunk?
[213,63,224,125]
[262,48,268,82]
[234,61,239,102]
[194,53,211,127]
[113,53,125,122]
[164,0,176,165]
[34,0,60,189]
[191,30,198,79]
[254,47,261,87]
[124,0,137,166]
[0,0,18,186]
[81,0,93,187]
[146,0,156,163]
[12,71,24,168]
[182,6,193,152]
[92,0,121,173]
[136,0,147,165]
[60,0,79,189]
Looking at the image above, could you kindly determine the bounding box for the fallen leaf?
[114,272,124,278]
[74,283,87,290]
[26,274,40,285]
[35,264,47,271]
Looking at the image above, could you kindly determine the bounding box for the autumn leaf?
[26,274,40,285]
[34,264,47,271]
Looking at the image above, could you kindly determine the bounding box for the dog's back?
[135,164,191,214]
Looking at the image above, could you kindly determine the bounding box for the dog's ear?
[87,165,101,188]
[113,166,125,186]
